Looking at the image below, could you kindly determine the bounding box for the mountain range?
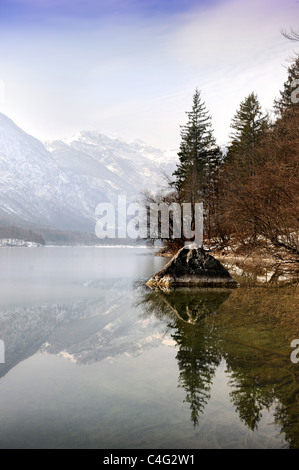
[0,113,177,243]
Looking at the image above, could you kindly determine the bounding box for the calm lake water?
[0,246,298,449]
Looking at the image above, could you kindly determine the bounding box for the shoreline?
[154,245,299,286]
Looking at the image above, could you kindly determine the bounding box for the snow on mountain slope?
[0,113,178,234]
[0,113,98,231]
[46,131,177,201]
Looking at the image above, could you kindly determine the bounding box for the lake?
[0,246,298,449]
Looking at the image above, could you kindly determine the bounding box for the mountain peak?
[0,112,178,237]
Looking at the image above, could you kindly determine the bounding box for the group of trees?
[145,51,299,257]
[0,225,46,245]
[215,54,299,255]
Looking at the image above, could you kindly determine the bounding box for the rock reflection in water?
[138,287,232,427]
[141,286,232,324]
[137,284,299,448]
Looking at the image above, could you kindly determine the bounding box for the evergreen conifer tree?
[274,56,299,116]
[226,92,268,176]
[172,88,222,206]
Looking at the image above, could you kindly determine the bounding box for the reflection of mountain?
[1,274,298,448]
[0,278,167,379]
[137,284,299,447]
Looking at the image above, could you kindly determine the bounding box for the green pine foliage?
[274,56,299,116]
[226,92,269,175]
[172,88,222,202]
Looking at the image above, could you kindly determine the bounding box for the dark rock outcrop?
[147,244,238,288]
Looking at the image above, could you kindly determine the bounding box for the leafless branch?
[281,28,299,41]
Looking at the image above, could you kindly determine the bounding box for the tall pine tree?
[172,88,222,233]
[226,92,268,176]
[274,56,299,117]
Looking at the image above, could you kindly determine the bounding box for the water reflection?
[0,277,173,380]
[137,284,299,448]
[0,257,298,448]
[139,287,232,324]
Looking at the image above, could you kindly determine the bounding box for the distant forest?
[0,225,46,245]
[0,224,140,246]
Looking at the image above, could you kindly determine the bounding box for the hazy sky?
[0,0,298,150]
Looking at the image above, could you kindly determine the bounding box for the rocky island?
[147,244,238,288]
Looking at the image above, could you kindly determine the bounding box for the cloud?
[0,0,298,149]
[172,0,297,69]
[163,0,299,144]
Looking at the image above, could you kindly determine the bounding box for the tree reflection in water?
[136,283,299,448]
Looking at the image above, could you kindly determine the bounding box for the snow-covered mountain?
[0,113,97,232]
[46,131,177,205]
[0,113,178,237]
